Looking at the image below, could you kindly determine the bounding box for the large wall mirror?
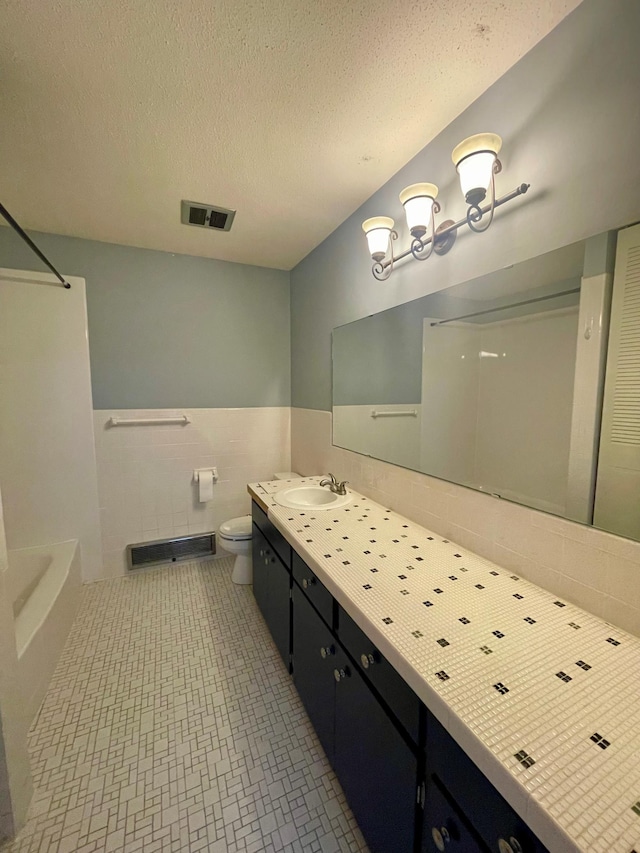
[333,222,640,542]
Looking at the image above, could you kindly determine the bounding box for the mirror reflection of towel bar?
[370,410,417,418]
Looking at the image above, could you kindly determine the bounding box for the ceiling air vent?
[181,200,236,232]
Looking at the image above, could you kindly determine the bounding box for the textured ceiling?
[0,0,582,270]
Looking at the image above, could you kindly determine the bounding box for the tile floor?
[2,558,368,853]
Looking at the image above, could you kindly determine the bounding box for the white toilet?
[219,472,301,585]
[218,516,253,584]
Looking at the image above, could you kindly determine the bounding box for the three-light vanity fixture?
[362,133,530,281]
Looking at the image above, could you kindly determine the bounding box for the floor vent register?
[126,533,216,570]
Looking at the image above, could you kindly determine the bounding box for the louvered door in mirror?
[594,223,640,540]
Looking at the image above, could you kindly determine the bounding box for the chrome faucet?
[319,473,349,495]
[319,473,338,490]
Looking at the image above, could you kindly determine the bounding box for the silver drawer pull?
[320,646,335,659]
[333,667,348,682]
[498,839,522,853]
[360,653,375,669]
[432,826,450,851]
[302,577,316,589]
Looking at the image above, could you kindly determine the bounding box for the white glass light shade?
[362,216,394,262]
[399,183,438,238]
[452,133,502,205]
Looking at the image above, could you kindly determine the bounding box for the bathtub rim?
[8,539,79,659]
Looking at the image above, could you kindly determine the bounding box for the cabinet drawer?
[292,551,334,628]
[427,713,548,853]
[338,606,420,746]
[251,500,291,569]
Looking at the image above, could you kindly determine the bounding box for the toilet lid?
[219,515,252,540]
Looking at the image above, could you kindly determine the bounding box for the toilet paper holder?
[193,467,218,483]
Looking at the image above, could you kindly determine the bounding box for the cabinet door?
[268,547,291,669]
[422,779,484,853]
[292,584,337,762]
[251,524,291,670]
[251,524,270,623]
[334,652,417,853]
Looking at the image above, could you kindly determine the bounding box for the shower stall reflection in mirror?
[420,295,582,519]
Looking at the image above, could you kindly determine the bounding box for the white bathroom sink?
[274,485,352,511]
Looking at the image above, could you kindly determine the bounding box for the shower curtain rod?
[0,201,71,289]
[429,287,581,327]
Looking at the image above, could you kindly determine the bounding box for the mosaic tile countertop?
[248,478,640,853]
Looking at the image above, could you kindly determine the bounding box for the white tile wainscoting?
[94,409,290,578]
[333,404,422,472]
[291,407,640,638]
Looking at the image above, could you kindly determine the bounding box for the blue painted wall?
[290,0,640,411]
[0,230,291,409]
[332,301,424,406]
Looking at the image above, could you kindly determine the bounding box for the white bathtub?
[7,540,82,725]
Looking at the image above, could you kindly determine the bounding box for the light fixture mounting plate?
[434,220,457,255]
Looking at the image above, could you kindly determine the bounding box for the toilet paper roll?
[198,469,214,502]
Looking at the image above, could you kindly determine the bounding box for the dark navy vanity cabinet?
[291,584,337,761]
[292,550,333,625]
[291,577,418,853]
[332,646,418,853]
[250,500,549,853]
[425,715,547,853]
[422,779,483,852]
[337,605,421,746]
[251,502,291,669]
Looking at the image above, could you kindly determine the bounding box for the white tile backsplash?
[94,408,290,577]
[291,407,640,637]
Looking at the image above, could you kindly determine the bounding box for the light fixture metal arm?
[466,159,502,233]
[410,201,441,262]
[371,229,398,281]
[372,182,530,278]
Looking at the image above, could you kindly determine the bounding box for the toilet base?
[231,553,253,585]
